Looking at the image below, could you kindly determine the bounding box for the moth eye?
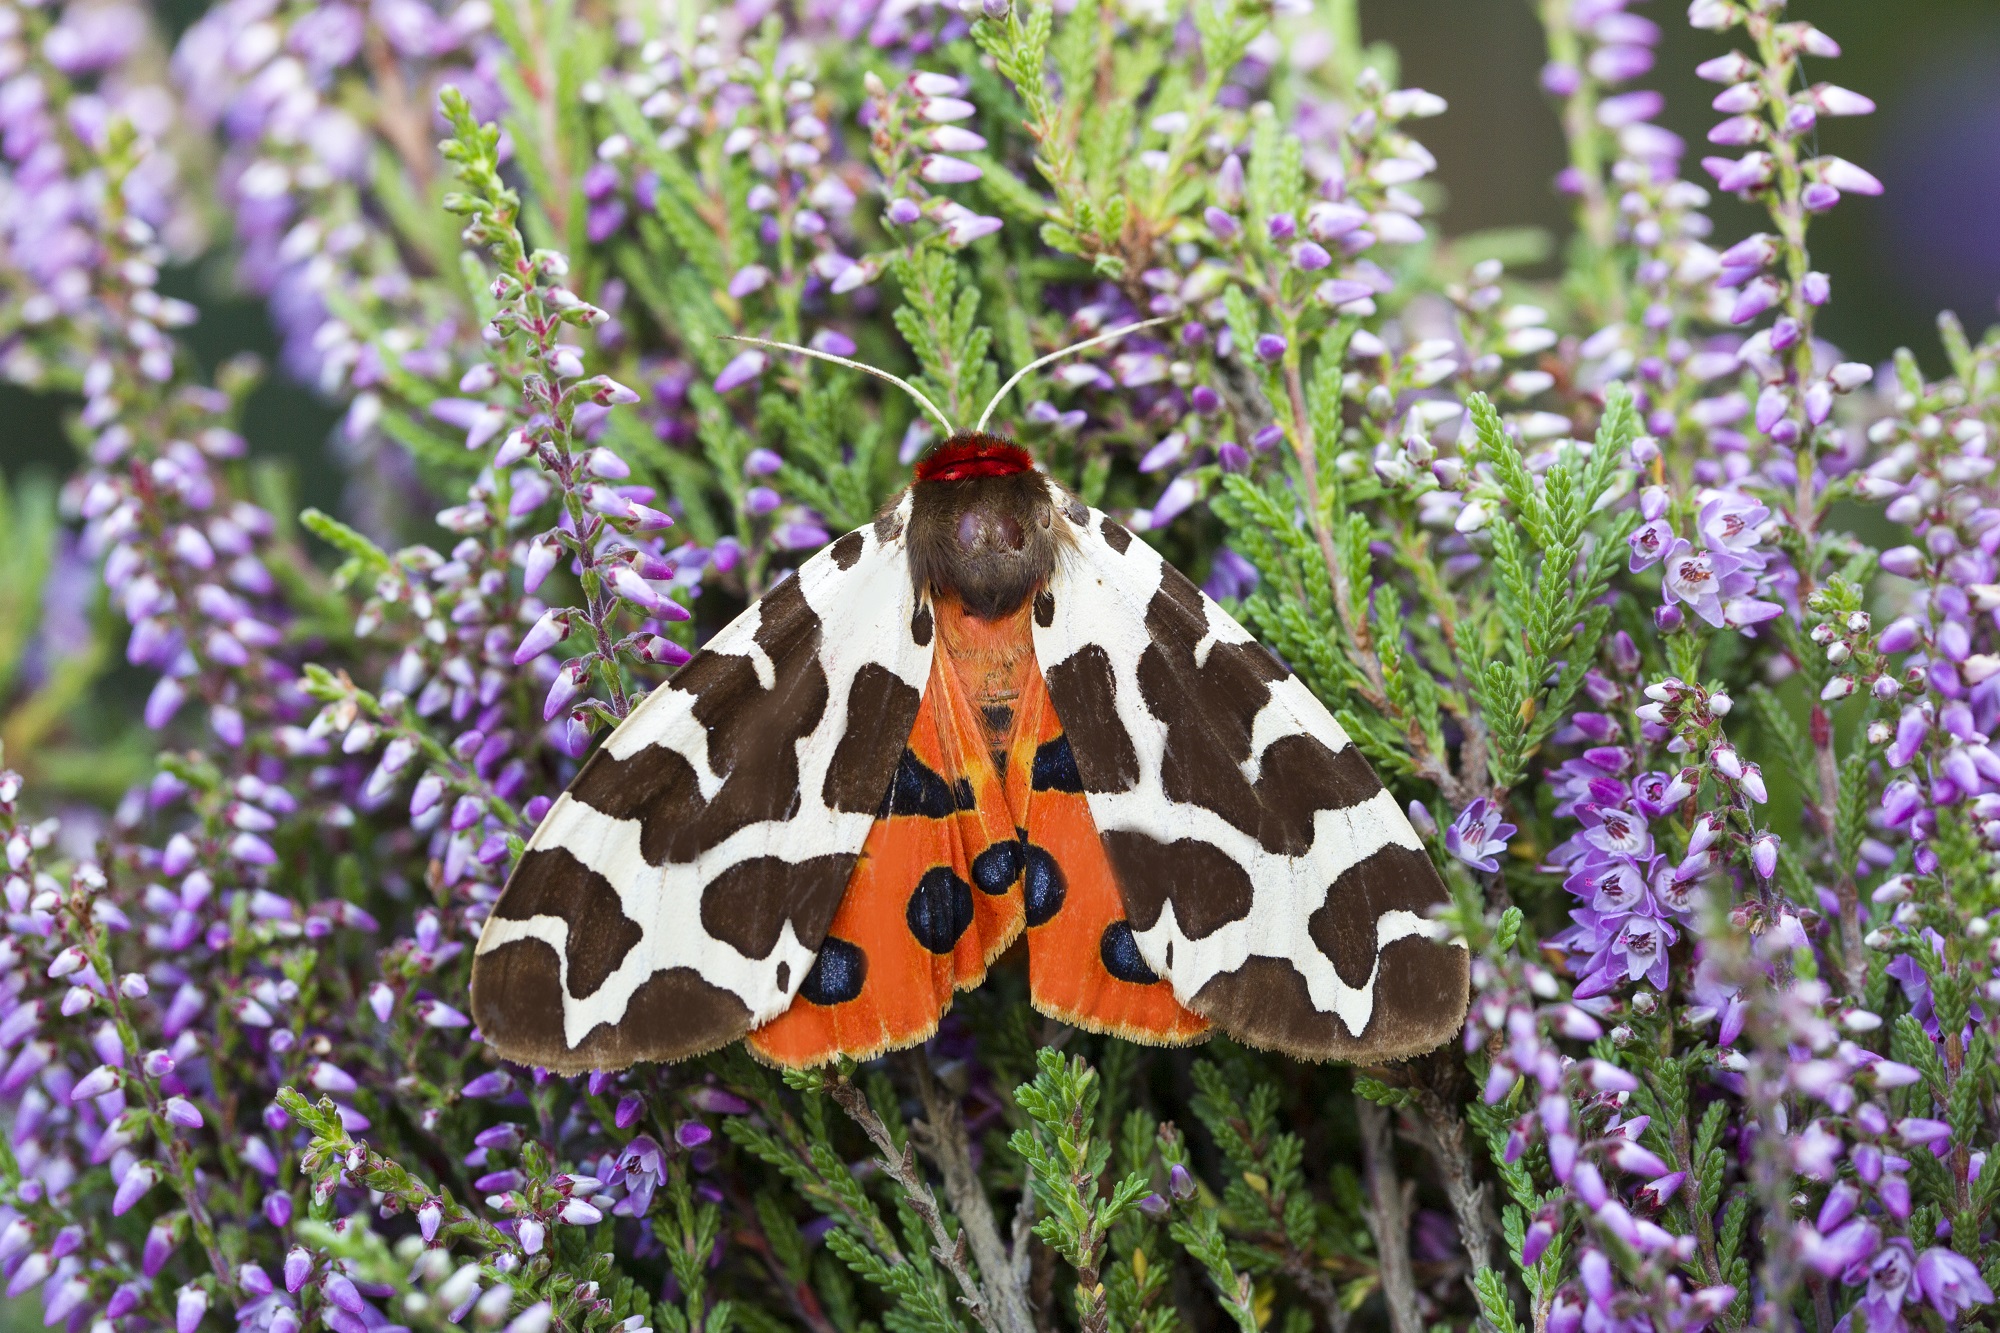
[993,513,1024,551]
[956,511,982,550]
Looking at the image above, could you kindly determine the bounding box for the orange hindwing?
[998,629,1209,1047]
[747,617,1025,1067]
[749,594,1207,1065]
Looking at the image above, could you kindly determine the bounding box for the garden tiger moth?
[469,328,1468,1072]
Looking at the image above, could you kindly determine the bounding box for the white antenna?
[975,316,1172,434]
[717,335,957,438]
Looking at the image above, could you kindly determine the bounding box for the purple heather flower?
[919,155,982,184]
[687,1088,752,1115]
[113,1164,158,1215]
[1292,241,1331,271]
[177,1287,209,1333]
[1799,1219,1880,1278]
[1697,493,1767,557]
[1915,1247,1993,1319]
[1444,799,1514,873]
[715,351,767,394]
[1660,539,1733,627]
[1628,519,1673,570]
[1750,834,1778,879]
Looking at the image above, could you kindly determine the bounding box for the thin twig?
[1280,1256,1352,1333]
[904,1054,1040,1333]
[1405,1056,1503,1329]
[1356,1099,1423,1333]
[827,1074,1002,1333]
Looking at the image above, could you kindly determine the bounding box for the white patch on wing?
[1035,483,1460,1047]
[1117,787,1421,1035]
[474,493,929,1056]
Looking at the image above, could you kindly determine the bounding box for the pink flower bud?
[543,661,588,722]
[919,154,983,184]
[113,1163,158,1215]
[176,1287,209,1333]
[514,609,569,665]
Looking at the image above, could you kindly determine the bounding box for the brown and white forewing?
[471,495,932,1073]
[1029,486,1468,1063]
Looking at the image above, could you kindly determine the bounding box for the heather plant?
[1,0,1998,1329]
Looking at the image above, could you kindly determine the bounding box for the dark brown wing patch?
[699,854,854,960]
[1100,832,1255,940]
[569,574,828,863]
[1043,645,1140,793]
[1135,567,1375,855]
[1306,845,1452,987]
[492,848,644,999]
[1190,943,1467,1065]
[823,664,925,812]
[470,943,752,1074]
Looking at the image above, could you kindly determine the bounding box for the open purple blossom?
[1444,799,1515,873]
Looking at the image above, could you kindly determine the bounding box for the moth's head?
[907,432,1070,620]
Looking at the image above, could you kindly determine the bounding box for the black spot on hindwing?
[972,839,1024,894]
[907,867,976,953]
[1099,921,1160,984]
[1023,843,1066,927]
[880,750,960,818]
[1031,736,1083,792]
[911,601,934,646]
[1034,589,1055,627]
[799,938,867,1005]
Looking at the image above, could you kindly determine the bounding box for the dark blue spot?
[972,839,1024,894]
[1024,843,1066,927]
[799,938,866,1005]
[881,750,958,819]
[907,867,976,954]
[1031,736,1083,793]
[1099,921,1159,984]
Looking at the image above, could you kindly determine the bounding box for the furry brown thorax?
[903,432,1074,620]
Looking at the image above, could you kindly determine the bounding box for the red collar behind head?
[915,433,1035,483]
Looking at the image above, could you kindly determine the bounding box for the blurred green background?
[1367,0,2000,371]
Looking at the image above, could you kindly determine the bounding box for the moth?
[470,325,1469,1072]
